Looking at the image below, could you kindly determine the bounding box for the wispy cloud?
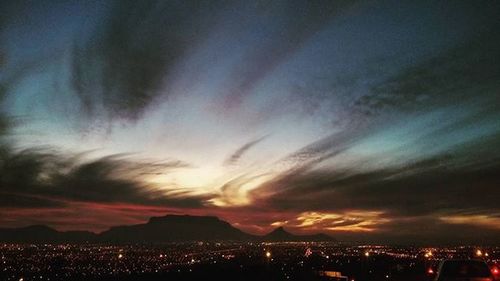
[224,135,268,166]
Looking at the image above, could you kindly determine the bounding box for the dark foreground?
[1,242,498,281]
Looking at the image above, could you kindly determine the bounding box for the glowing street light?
[265,251,272,259]
[118,253,123,259]
[364,251,370,257]
[476,249,483,257]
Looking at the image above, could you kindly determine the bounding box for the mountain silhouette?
[0,225,96,243]
[262,226,335,242]
[0,215,334,243]
[98,215,253,243]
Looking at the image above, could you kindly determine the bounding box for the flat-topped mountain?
[0,215,334,243]
[98,215,253,243]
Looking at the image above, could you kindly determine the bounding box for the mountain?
[98,215,253,243]
[0,215,334,243]
[262,226,335,242]
[0,225,96,243]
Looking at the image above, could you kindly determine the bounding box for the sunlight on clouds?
[296,211,389,232]
[167,167,223,189]
[440,215,500,230]
[271,220,289,227]
[209,174,275,207]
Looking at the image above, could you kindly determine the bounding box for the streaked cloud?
[440,214,500,230]
[295,211,389,232]
[223,135,268,166]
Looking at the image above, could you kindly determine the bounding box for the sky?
[0,0,499,244]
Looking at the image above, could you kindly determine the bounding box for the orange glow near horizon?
[294,211,389,232]
[439,215,500,230]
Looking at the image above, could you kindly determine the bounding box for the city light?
[476,249,483,257]
[1,243,499,281]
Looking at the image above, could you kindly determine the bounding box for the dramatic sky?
[1,0,499,244]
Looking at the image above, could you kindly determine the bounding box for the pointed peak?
[272,226,288,233]
[266,226,292,237]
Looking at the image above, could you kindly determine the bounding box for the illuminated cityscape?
[1,242,499,281]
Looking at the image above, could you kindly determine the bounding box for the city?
[1,242,499,281]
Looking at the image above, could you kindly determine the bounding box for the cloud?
[245,51,500,241]
[248,25,500,216]
[211,173,270,207]
[255,147,500,214]
[440,214,500,231]
[0,193,64,208]
[223,135,268,166]
[0,148,209,209]
[216,1,357,112]
[71,0,226,120]
[294,211,389,232]
[357,31,500,118]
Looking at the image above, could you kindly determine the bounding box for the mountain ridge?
[0,214,335,243]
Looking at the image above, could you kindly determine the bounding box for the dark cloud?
[0,193,64,208]
[252,148,500,243]
[224,135,268,166]
[71,0,226,120]
[0,148,209,209]
[246,33,500,242]
[355,29,500,118]
[285,6,500,128]
[218,0,357,111]
[256,132,500,213]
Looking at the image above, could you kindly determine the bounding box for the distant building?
[317,270,349,280]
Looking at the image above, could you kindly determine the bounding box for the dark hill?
[97,215,253,243]
[262,226,335,242]
[0,225,96,243]
[0,215,335,243]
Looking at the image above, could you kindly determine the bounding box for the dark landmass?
[0,215,334,243]
[263,226,335,242]
[0,225,96,243]
[98,215,253,243]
